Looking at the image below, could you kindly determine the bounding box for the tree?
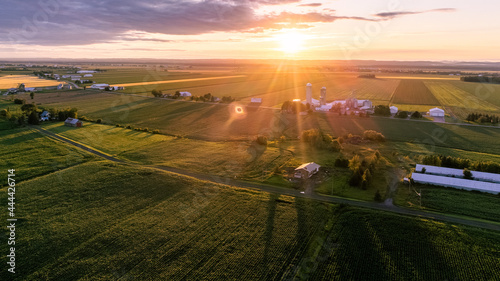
[28,111,40,125]
[463,168,473,180]
[30,92,35,100]
[152,89,162,97]
[374,105,391,116]
[21,103,37,113]
[395,111,408,119]
[348,155,361,172]
[374,190,383,202]
[362,169,372,190]
[255,135,268,146]
[411,111,422,119]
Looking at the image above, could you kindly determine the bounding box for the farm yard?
[0,161,499,280]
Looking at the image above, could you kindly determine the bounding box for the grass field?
[0,127,96,183]
[0,75,60,90]
[395,184,500,223]
[1,161,498,280]
[390,80,441,105]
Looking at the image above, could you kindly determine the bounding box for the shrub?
[116,124,121,127]
[374,190,383,202]
[349,168,363,186]
[28,111,40,125]
[126,125,132,129]
[152,129,160,134]
[374,105,391,116]
[411,111,423,119]
[334,158,349,168]
[395,111,408,119]
[255,135,268,146]
[463,168,473,180]
[14,98,25,105]
[96,118,102,124]
[363,130,386,142]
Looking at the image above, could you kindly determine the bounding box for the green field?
[395,184,500,222]
[0,127,96,183]
[1,161,499,280]
[390,80,440,105]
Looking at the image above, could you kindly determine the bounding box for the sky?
[0,0,499,61]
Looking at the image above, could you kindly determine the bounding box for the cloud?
[298,3,322,7]
[375,8,456,19]
[0,0,452,46]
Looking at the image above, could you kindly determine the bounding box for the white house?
[428,107,445,117]
[179,91,192,97]
[40,111,50,121]
[294,162,321,179]
[90,84,109,90]
[390,106,398,115]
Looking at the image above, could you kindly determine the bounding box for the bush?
[349,168,363,186]
[374,190,383,202]
[126,125,132,129]
[334,158,349,168]
[363,130,386,142]
[301,129,342,151]
[96,118,102,124]
[463,168,473,180]
[255,135,268,146]
[28,111,40,125]
[152,129,160,134]
[116,124,121,127]
[374,105,391,116]
[395,111,408,119]
[411,111,422,119]
[14,98,25,105]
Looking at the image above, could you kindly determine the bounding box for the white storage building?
[428,107,445,117]
[411,173,500,194]
[416,164,500,183]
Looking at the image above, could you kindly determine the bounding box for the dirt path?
[112,75,246,87]
[30,126,500,232]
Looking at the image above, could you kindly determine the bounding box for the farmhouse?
[412,164,500,194]
[179,91,192,97]
[40,111,50,121]
[294,162,321,179]
[428,107,445,117]
[390,106,398,115]
[64,117,82,127]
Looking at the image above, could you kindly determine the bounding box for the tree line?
[465,113,499,124]
[461,76,500,84]
[422,154,500,174]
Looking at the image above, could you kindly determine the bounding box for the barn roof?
[295,162,321,173]
[416,164,500,183]
[411,173,500,194]
[64,117,80,124]
[429,107,445,113]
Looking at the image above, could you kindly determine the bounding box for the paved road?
[31,126,500,232]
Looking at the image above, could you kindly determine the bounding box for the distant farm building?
[40,111,50,121]
[390,106,399,115]
[250,98,262,104]
[24,87,36,92]
[412,164,500,194]
[77,70,97,74]
[301,84,373,114]
[84,74,93,77]
[294,162,321,179]
[64,118,82,127]
[428,107,445,117]
[179,91,192,97]
[71,76,82,81]
[90,84,110,90]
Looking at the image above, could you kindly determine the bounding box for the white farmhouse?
[294,162,321,179]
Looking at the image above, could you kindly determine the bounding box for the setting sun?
[275,30,307,54]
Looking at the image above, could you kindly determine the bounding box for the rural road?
[31,126,500,232]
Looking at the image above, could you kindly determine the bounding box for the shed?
[179,91,192,97]
[251,98,262,104]
[64,117,82,127]
[428,107,445,117]
[84,74,93,77]
[90,84,109,90]
[390,106,398,115]
[294,162,321,179]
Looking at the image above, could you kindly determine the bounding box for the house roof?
[295,162,321,173]
[64,117,80,124]
[390,106,398,110]
[41,111,50,117]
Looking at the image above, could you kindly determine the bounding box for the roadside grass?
[1,162,498,280]
[0,127,96,184]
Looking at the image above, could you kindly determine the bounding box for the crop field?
[390,80,441,105]
[395,184,500,223]
[0,75,60,89]
[1,161,499,280]
[0,127,96,183]
[450,80,500,108]
[17,91,500,155]
[41,123,293,182]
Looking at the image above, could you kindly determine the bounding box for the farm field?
[15,91,500,155]
[0,75,60,90]
[1,161,499,280]
[390,79,441,105]
[394,184,500,223]
[0,127,96,182]
[450,80,500,108]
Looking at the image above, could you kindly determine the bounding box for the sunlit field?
[0,75,61,89]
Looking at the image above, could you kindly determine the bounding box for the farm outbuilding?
[415,164,500,184]
[179,91,192,97]
[411,173,500,194]
[390,106,398,115]
[294,162,321,179]
[64,118,82,127]
[251,98,262,103]
[428,107,445,117]
[90,84,109,90]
